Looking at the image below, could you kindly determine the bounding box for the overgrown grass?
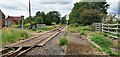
[69,24,119,55]
[1,28,30,46]
[37,26,55,32]
[39,26,55,31]
[68,24,78,33]
[28,25,56,33]
[59,37,68,46]
[69,24,93,33]
[91,34,112,49]
[77,26,93,32]
[90,32,118,55]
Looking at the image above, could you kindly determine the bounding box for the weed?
[80,31,85,35]
[59,37,68,46]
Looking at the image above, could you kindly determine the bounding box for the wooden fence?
[93,23,120,38]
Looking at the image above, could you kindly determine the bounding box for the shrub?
[51,22,56,25]
[59,37,68,46]
[80,31,85,35]
[24,23,30,28]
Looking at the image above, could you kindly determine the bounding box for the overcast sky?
[0,0,119,18]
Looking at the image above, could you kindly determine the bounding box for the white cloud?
[0,0,80,18]
[107,0,120,17]
[0,0,119,18]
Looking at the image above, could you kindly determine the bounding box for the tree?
[45,11,61,25]
[34,17,43,24]
[61,15,67,24]
[34,11,46,24]
[24,17,34,24]
[70,0,109,25]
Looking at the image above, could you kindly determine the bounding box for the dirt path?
[66,33,103,55]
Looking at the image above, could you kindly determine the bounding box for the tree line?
[24,11,61,25]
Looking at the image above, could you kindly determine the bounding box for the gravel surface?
[25,31,67,56]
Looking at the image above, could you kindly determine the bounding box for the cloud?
[0,0,79,18]
[107,0,119,15]
[0,0,119,18]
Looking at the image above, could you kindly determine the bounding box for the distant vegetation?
[23,11,61,26]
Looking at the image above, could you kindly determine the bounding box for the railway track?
[1,25,65,57]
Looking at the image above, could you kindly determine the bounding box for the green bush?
[80,31,85,35]
[59,37,68,46]
[24,23,30,28]
[51,22,56,25]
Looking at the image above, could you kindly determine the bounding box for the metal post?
[66,14,69,36]
[116,23,119,38]
[21,16,24,30]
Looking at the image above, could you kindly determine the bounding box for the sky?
[0,0,119,18]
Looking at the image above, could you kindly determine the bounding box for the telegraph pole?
[29,0,32,29]
[29,0,31,17]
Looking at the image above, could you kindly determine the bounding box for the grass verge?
[1,28,30,47]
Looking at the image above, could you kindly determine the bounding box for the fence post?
[116,23,119,38]
[108,23,109,33]
[102,22,103,33]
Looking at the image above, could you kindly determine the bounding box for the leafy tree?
[61,15,67,24]
[45,11,61,25]
[34,11,45,24]
[70,0,109,25]
[34,17,43,24]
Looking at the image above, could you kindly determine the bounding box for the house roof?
[0,9,5,19]
[6,16,21,21]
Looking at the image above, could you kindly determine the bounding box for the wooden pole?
[29,0,31,17]
[29,0,32,29]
